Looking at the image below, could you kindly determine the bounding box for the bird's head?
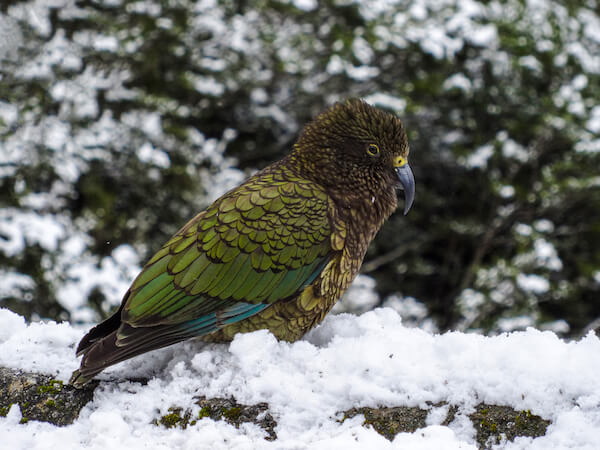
[293,98,415,215]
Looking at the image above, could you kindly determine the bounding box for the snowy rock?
[0,308,599,449]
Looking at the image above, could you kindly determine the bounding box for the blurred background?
[1,0,599,338]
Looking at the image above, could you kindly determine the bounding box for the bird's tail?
[69,368,95,387]
[70,310,196,388]
[70,313,123,388]
[71,303,129,388]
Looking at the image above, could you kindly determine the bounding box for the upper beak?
[396,164,415,215]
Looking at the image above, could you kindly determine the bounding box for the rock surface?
[0,367,550,449]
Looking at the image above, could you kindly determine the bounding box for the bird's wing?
[120,172,335,337]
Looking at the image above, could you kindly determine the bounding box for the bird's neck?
[333,182,397,244]
[284,151,398,245]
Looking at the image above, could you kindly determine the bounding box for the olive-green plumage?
[70,99,414,386]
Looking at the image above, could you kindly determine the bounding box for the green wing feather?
[121,170,333,330]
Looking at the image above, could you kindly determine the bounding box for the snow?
[326,55,380,80]
[1,307,599,449]
[0,210,66,256]
[383,295,438,333]
[0,14,23,61]
[189,73,226,96]
[364,93,407,114]
[464,143,494,168]
[500,136,529,163]
[519,55,543,72]
[515,223,533,236]
[331,275,380,314]
[352,36,375,65]
[517,274,550,294]
[443,73,473,92]
[513,238,563,273]
[499,185,515,198]
[533,239,562,271]
[0,271,35,300]
[291,0,317,12]
[137,142,171,169]
[533,219,555,233]
[55,243,141,323]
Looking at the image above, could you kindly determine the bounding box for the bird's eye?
[366,144,380,157]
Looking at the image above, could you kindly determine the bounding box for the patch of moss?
[0,404,12,417]
[341,403,550,448]
[343,406,428,441]
[0,368,95,427]
[198,406,210,419]
[37,380,63,395]
[160,412,183,429]
[222,406,242,421]
[152,397,277,440]
[480,417,498,433]
[0,403,28,423]
[155,407,191,429]
[470,403,550,449]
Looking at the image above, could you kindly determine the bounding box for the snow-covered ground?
[0,307,599,449]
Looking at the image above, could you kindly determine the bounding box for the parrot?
[70,98,415,386]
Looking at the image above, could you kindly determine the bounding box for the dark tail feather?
[71,329,122,387]
[76,303,125,355]
[70,321,195,388]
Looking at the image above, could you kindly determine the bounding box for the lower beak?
[396,164,415,215]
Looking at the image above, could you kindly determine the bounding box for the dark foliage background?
[1,0,599,336]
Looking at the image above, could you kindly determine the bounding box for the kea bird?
[70,99,415,386]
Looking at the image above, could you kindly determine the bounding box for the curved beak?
[396,164,415,215]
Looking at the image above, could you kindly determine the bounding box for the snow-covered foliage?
[1,307,599,449]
